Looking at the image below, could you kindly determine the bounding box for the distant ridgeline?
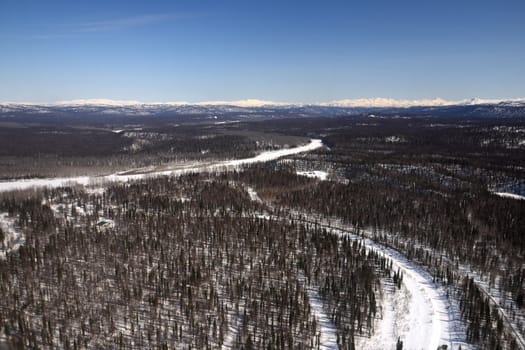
[1,100,525,119]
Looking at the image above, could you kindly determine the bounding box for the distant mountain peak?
[321,97,453,108]
[54,99,144,106]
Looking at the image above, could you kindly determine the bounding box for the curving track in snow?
[313,217,474,349]
[308,222,455,349]
[254,209,465,350]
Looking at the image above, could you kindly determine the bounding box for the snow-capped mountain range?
[1,97,524,118]
[2,97,525,108]
[320,97,525,108]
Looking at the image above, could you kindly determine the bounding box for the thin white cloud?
[2,14,181,40]
[74,14,176,33]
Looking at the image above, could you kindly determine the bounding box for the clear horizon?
[1,0,524,103]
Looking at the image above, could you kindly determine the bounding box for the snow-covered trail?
[308,222,453,349]
[492,191,525,200]
[368,240,449,350]
[0,139,323,193]
[318,216,465,350]
[253,199,460,350]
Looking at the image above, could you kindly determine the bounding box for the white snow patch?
[0,176,92,193]
[297,272,338,350]
[493,192,525,200]
[84,186,106,195]
[296,170,328,180]
[385,136,406,143]
[0,213,25,259]
[244,186,262,203]
[356,280,410,350]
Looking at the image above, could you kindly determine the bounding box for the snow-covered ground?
[324,225,461,350]
[297,272,338,350]
[492,191,525,200]
[0,176,93,193]
[220,295,246,350]
[244,186,263,203]
[382,248,447,349]
[296,170,328,180]
[345,216,523,350]
[0,213,24,259]
[355,279,410,350]
[0,139,323,193]
[321,219,474,350]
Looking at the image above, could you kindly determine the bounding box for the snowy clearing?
[244,186,263,203]
[355,279,410,350]
[296,170,328,180]
[0,213,25,259]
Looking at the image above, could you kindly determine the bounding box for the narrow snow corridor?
[297,273,338,350]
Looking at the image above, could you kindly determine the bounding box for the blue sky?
[0,0,524,103]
